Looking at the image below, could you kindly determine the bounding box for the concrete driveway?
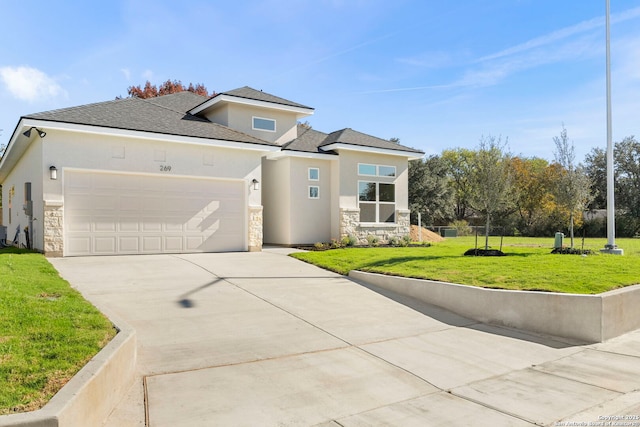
[49,249,640,426]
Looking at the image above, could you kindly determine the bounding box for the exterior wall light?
[23,127,47,138]
[49,166,57,180]
[252,178,260,190]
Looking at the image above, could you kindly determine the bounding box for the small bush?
[314,242,326,250]
[341,234,357,247]
[402,234,411,246]
[330,238,342,249]
[366,235,379,247]
[449,220,472,236]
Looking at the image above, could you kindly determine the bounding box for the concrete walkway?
[49,249,640,427]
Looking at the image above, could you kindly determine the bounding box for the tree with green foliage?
[552,126,593,248]
[468,135,515,250]
[585,136,640,237]
[408,155,454,226]
[441,148,475,220]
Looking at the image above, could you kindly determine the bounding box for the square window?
[358,164,376,176]
[308,168,319,181]
[252,117,276,132]
[309,186,320,199]
[379,183,395,202]
[358,182,376,201]
[359,203,376,222]
[379,204,396,223]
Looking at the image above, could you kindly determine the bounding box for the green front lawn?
[0,248,116,415]
[291,237,640,294]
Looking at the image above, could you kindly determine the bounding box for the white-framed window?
[309,186,320,199]
[358,181,395,223]
[252,116,276,132]
[358,163,396,177]
[308,167,319,181]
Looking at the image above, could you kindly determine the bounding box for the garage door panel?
[119,218,140,232]
[164,237,183,252]
[94,217,117,232]
[94,237,117,254]
[67,237,91,255]
[142,236,162,252]
[64,171,246,256]
[119,237,140,252]
[66,215,92,232]
[142,219,162,232]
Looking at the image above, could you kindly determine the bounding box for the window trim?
[308,167,320,181]
[308,185,320,199]
[252,116,276,132]
[357,180,396,223]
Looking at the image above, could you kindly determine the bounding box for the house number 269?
[160,165,172,172]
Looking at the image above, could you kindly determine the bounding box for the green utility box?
[554,232,565,249]
[442,229,458,238]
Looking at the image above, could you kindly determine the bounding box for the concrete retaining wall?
[0,313,136,427]
[349,271,640,343]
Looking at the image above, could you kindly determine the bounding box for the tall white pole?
[603,0,623,255]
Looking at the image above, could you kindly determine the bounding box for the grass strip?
[291,237,640,294]
[0,247,116,414]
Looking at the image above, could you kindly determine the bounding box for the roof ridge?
[138,93,206,116]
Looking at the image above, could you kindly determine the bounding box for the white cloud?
[142,69,154,81]
[120,68,131,80]
[0,66,66,102]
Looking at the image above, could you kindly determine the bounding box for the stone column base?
[44,200,64,257]
[248,205,263,252]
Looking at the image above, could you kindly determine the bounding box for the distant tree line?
[409,129,640,239]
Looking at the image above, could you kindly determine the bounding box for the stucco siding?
[204,104,298,145]
[2,138,44,250]
[289,157,332,244]
[262,157,291,244]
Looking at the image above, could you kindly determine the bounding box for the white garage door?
[64,170,246,256]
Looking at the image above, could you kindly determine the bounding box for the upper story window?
[308,168,319,181]
[252,116,276,132]
[358,163,396,177]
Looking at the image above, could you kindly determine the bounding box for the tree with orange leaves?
[127,79,213,98]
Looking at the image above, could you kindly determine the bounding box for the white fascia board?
[320,143,424,160]
[265,150,338,161]
[24,120,281,152]
[189,94,314,118]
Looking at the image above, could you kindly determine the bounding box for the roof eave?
[266,150,338,161]
[319,143,424,160]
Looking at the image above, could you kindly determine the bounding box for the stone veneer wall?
[248,205,263,252]
[44,201,64,257]
[339,208,410,245]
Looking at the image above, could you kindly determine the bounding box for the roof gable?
[281,125,423,158]
[221,86,313,110]
[188,86,314,117]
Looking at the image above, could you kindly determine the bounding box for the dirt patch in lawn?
[410,225,445,243]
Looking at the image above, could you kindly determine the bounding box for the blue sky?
[1,0,639,162]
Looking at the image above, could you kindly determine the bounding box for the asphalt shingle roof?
[219,86,313,110]
[283,125,423,155]
[25,92,276,146]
